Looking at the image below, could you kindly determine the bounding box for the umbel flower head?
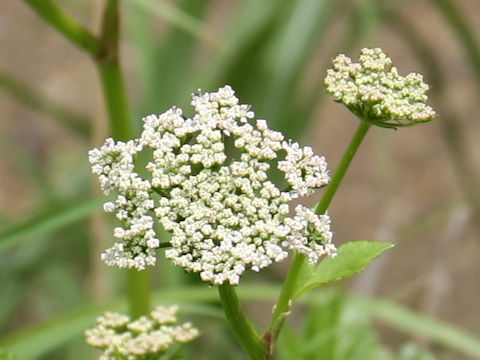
[85,305,199,360]
[89,86,336,285]
[325,47,436,128]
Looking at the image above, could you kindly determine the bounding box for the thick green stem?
[266,120,371,357]
[97,0,149,318]
[266,253,304,354]
[218,284,267,360]
[24,0,150,318]
[126,269,151,319]
[97,63,133,140]
[22,0,100,56]
[97,0,134,141]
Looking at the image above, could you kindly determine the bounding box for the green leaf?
[0,197,105,253]
[276,323,302,360]
[278,291,391,360]
[293,241,394,299]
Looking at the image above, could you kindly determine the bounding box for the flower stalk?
[266,120,371,356]
[97,0,151,319]
[314,120,371,215]
[126,269,151,320]
[218,284,267,360]
[23,0,152,319]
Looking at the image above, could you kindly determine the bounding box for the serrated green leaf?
[293,241,394,299]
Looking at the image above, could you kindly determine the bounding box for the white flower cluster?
[89,139,157,269]
[325,47,436,127]
[85,305,199,360]
[89,85,336,284]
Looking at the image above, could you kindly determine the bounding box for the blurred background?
[1,0,479,359]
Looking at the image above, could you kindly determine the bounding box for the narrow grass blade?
[0,197,105,252]
[126,0,219,48]
[0,295,220,360]
[260,0,336,130]
[0,303,119,360]
[0,133,56,204]
[357,297,480,359]
[0,73,89,137]
[431,0,480,87]
[127,0,213,115]
[2,285,479,359]
[197,0,283,90]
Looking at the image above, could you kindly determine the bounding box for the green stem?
[24,0,150,318]
[97,0,134,141]
[126,269,151,319]
[314,120,371,214]
[266,120,371,357]
[97,0,149,318]
[266,253,304,355]
[97,63,133,140]
[218,284,267,360]
[22,0,100,56]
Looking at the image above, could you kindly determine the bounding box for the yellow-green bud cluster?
[325,48,436,128]
[85,306,199,360]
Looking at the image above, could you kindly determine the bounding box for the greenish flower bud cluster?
[325,48,436,128]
